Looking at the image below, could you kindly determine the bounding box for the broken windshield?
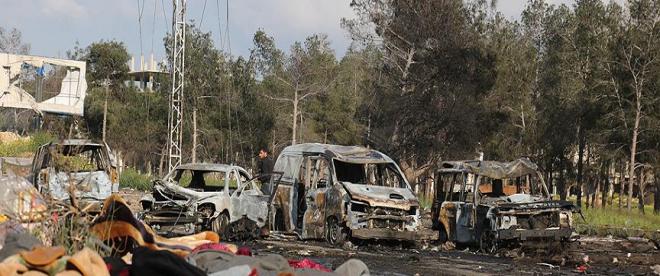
[333,160,406,188]
[174,170,232,191]
[477,173,546,200]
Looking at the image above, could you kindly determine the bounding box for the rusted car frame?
[140,163,273,239]
[29,139,119,213]
[431,158,578,251]
[267,143,437,245]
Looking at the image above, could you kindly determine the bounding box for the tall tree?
[344,0,497,182]
[0,27,30,54]
[252,31,338,145]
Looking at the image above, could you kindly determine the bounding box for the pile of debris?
[0,195,370,276]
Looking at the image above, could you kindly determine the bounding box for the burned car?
[140,163,272,239]
[266,143,437,245]
[431,158,579,252]
[30,139,119,212]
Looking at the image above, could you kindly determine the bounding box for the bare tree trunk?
[608,161,615,206]
[619,161,625,208]
[559,160,567,201]
[654,166,660,215]
[637,168,645,214]
[102,84,109,142]
[576,126,585,207]
[192,106,197,163]
[292,90,298,145]
[628,97,641,211]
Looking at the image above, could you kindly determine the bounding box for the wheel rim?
[327,219,339,243]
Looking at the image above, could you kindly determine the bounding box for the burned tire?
[438,224,448,243]
[326,217,348,246]
[479,231,498,254]
[211,212,230,239]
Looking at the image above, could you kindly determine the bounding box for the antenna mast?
[167,0,186,173]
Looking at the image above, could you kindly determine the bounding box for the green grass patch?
[0,132,54,157]
[119,168,154,191]
[575,205,660,238]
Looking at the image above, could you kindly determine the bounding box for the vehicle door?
[230,169,269,227]
[455,174,477,243]
[436,172,461,241]
[301,156,330,239]
[30,145,48,191]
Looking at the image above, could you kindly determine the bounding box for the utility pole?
[167,0,186,174]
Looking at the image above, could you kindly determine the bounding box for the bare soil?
[245,236,659,275]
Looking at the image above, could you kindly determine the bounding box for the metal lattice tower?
[167,0,186,174]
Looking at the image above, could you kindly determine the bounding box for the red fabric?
[237,246,252,256]
[288,258,331,272]
[191,243,233,253]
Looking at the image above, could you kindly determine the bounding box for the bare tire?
[438,225,448,243]
[326,217,348,246]
[479,231,497,254]
[212,213,230,239]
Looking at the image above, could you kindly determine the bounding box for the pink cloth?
[237,246,252,256]
[288,258,332,272]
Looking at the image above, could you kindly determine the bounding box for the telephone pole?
[167,0,186,174]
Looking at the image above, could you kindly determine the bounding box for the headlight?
[498,215,517,229]
[350,201,368,213]
[559,211,572,228]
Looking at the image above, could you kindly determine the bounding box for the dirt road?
[250,237,658,275]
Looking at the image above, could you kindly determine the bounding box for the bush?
[119,168,153,191]
[0,132,54,157]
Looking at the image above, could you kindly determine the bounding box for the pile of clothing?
[0,195,369,276]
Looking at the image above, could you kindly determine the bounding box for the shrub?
[119,168,153,191]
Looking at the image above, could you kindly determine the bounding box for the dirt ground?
[118,189,658,275]
[246,237,659,275]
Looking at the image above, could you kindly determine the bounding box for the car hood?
[342,182,418,210]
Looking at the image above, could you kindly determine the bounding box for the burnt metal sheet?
[438,158,539,179]
[352,227,438,241]
[0,176,47,221]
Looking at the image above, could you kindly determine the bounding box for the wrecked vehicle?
[431,158,579,252]
[29,139,119,213]
[266,143,437,245]
[0,176,47,222]
[140,163,274,239]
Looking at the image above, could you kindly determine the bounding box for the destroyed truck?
[266,143,437,245]
[431,158,579,252]
[29,139,119,213]
[140,163,274,239]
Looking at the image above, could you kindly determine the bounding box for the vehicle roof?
[279,143,394,163]
[175,163,246,172]
[437,158,539,179]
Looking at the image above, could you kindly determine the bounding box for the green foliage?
[575,205,660,237]
[0,132,54,157]
[85,40,131,88]
[119,168,154,191]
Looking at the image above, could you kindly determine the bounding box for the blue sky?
[0,0,588,62]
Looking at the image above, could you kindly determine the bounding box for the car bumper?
[351,228,439,241]
[497,227,572,241]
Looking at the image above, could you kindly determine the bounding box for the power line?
[216,0,224,50]
[200,0,208,29]
[136,0,146,58]
[225,0,230,54]
[151,0,157,55]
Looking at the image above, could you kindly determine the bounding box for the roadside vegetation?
[0,132,53,157]
[119,168,154,191]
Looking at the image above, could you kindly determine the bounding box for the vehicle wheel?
[326,217,348,246]
[438,225,448,243]
[212,213,230,239]
[479,231,497,254]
